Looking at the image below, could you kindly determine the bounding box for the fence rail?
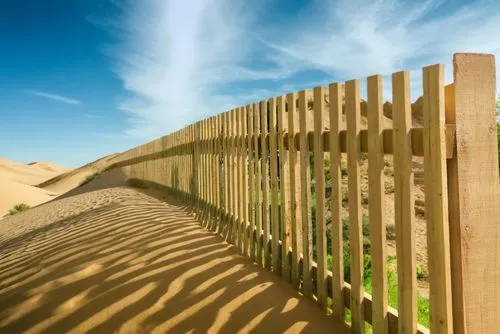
[107,53,499,334]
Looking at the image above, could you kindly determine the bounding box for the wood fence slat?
[223,112,231,241]
[346,79,365,331]
[367,75,388,334]
[447,53,499,333]
[215,116,222,232]
[278,95,291,281]
[244,105,252,257]
[238,107,246,253]
[206,119,213,229]
[313,86,328,309]
[198,125,203,219]
[298,90,313,297]
[254,103,263,265]
[201,121,207,225]
[329,83,345,320]
[194,122,200,212]
[211,117,217,231]
[207,119,212,228]
[261,100,271,269]
[231,109,238,244]
[235,108,242,249]
[392,71,417,333]
[247,104,255,259]
[269,97,281,274]
[423,64,453,334]
[205,120,210,225]
[287,92,302,289]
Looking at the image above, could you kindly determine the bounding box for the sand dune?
[0,154,119,216]
[0,158,63,186]
[38,153,119,194]
[27,161,70,173]
[0,178,343,333]
[0,158,68,216]
[0,175,57,216]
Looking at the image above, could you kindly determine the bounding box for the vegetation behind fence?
[107,53,499,334]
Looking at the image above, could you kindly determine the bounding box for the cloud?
[106,0,281,139]
[27,90,81,105]
[106,0,500,139]
[263,0,500,98]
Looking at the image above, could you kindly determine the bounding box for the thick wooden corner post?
[446,53,500,333]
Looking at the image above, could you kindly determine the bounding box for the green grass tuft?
[5,203,30,216]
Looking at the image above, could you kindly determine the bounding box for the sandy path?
[0,187,347,333]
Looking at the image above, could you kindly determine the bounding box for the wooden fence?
[107,53,499,333]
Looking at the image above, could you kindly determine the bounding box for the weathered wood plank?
[329,83,345,320]
[287,92,302,289]
[242,106,249,256]
[423,64,453,334]
[283,127,456,159]
[448,53,500,333]
[261,100,271,269]
[254,103,263,265]
[237,107,244,251]
[367,75,388,334]
[231,109,238,243]
[223,112,231,241]
[392,71,417,333]
[346,79,364,331]
[298,90,313,297]
[269,97,281,274]
[313,86,328,310]
[246,104,254,258]
[278,95,291,281]
[216,115,223,233]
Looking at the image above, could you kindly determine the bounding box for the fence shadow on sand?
[0,188,346,333]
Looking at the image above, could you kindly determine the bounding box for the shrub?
[416,265,428,280]
[79,173,98,187]
[6,203,30,216]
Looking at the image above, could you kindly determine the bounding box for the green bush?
[6,203,30,216]
[417,265,428,280]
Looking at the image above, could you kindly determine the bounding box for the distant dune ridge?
[0,154,118,216]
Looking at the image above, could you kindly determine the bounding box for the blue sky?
[1,0,499,167]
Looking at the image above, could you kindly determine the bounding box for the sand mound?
[27,161,69,173]
[0,158,68,216]
[0,175,57,216]
[0,158,63,186]
[0,153,120,216]
[38,153,119,194]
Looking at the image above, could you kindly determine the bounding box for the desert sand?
[0,167,344,333]
[0,158,66,215]
[0,154,119,216]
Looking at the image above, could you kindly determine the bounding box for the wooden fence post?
[447,53,500,333]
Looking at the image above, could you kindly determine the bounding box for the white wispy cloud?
[264,0,500,97]
[107,0,281,139]
[107,0,500,138]
[27,90,82,105]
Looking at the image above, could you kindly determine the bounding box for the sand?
[0,158,67,216]
[0,154,120,217]
[0,179,345,333]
